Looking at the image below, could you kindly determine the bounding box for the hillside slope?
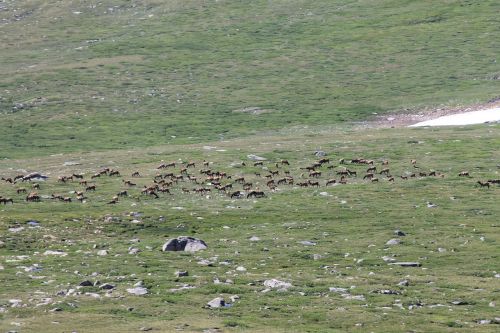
[0,0,499,158]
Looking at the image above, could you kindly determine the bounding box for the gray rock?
[79,280,93,287]
[314,150,327,157]
[249,236,261,241]
[247,154,267,161]
[206,297,225,308]
[97,250,108,256]
[127,287,148,295]
[99,283,115,290]
[394,229,406,236]
[263,279,292,291]
[299,240,317,246]
[175,271,189,277]
[386,239,400,246]
[398,280,410,287]
[128,247,140,255]
[162,236,207,252]
[389,262,421,267]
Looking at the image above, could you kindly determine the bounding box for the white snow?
[409,107,500,127]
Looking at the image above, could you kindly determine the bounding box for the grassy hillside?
[1,0,499,158]
[0,125,499,332]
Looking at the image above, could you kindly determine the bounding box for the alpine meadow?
[0,1,499,332]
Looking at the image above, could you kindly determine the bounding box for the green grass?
[0,125,499,332]
[1,0,499,158]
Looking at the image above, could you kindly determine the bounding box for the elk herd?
[0,156,498,206]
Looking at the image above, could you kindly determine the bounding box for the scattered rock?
[230,295,240,302]
[128,247,140,255]
[206,297,226,308]
[389,262,421,267]
[398,280,410,287]
[299,240,316,246]
[329,287,348,294]
[377,289,400,295]
[162,236,207,252]
[79,280,93,287]
[139,327,153,331]
[394,229,406,236]
[236,266,247,272]
[249,236,261,242]
[341,294,366,301]
[263,279,292,291]
[314,150,327,157]
[247,154,267,161]
[175,271,189,277]
[99,283,115,290]
[451,300,469,305]
[44,250,68,257]
[97,250,108,256]
[126,287,148,295]
[386,239,400,246]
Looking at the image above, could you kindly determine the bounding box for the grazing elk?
[379,168,390,175]
[326,179,336,186]
[85,185,96,192]
[247,190,265,198]
[0,197,13,204]
[230,191,242,199]
[477,181,490,188]
[26,192,40,202]
[132,171,140,177]
[16,188,27,194]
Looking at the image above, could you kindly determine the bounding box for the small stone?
[44,250,67,256]
[299,240,316,246]
[389,262,421,267]
[249,236,261,241]
[314,150,327,157]
[263,279,292,291]
[398,280,409,287]
[128,247,140,255]
[97,250,108,256]
[386,239,400,246]
[79,280,93,287]
[236,266,247,272]
[50,307,63,312]
[139,327,153,331]
[175,271,189,277]
[394,230,406,236]
[162,236,207,252]
[127,287,148,295]
[99,283,115,290]
[477,320,491,325]
[230,295,240,302]
[206,297,225,308]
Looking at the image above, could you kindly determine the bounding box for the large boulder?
[162,236,207,252]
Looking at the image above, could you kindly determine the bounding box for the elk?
[326,179,336,186]
[477,181,490,188]
[1,177,14,184]
[318,158,330,164]
[247,190,265,198]
[72,173,84,179]
[186,162,195,168]
[16,188,27,194]
[26,192,40,202]
[367,166,376,173]
[281,160,290,165]
[254,162,263,167]
[117,190,128,197]
[123,180,137,187]
[364,173,375,180]
[132,171,140,177]
[371,178,379,182]
[85,185,96,192]
[308,180,320,187]
[379,168,390,175]
[458,171,470,177]
[309,171,321,178]
[0,197,13,204]
[400,175,408,180]
[382,160,389,166]
[109,170,120,177]
[107,196,119,204]
[230,191,242,199]
[387,176,395,182]
[410,159,417,165]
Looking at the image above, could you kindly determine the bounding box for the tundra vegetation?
[0,0,499,332]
